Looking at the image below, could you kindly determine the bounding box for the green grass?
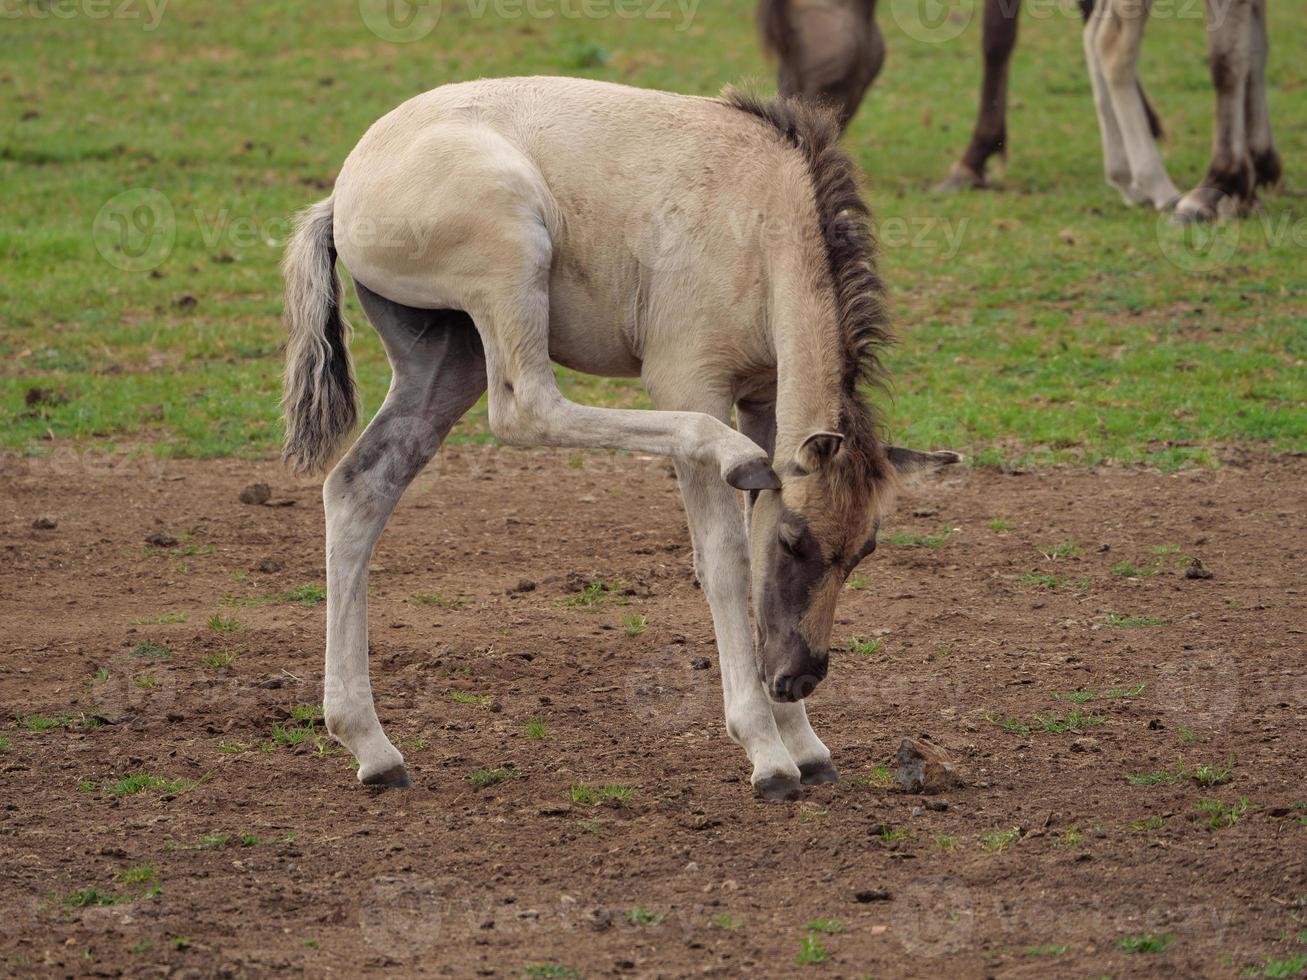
[103,771,205,796]
[1053,683,1145,703]
[849,636,882,656]
[0,735,10,752]
[988,709,1106,736]
[1112,560,1159,578]
[130,612,188,625]
[620,612,648,637]
[206,614,240,633]
[1128,760,1233,787]
[0,2,1302,469]
[115,864,157,885]
[469,767,520,788]
[131,641,172,659]
[200,651,236,669]
[570,782,633,806]
[522,717,548,739]
[851,764,895,789]
[795,933,829,966]
[845,572,869,590]
[1118,933,1176,954]
[626,907,665,926]
[988,518,1011,531]
[449,691,491,706]
[1105,613,1168,628]
[1197,797,1251,829]
[804,919,844,935]
[522,966,579,979]
[14,713,70,731]
[410,592,466,609]
[561,578,630,609]
[271,723,315,746]
[1039,542,1081,560]
[980,828,1021,852]
[1256,955,1307,978]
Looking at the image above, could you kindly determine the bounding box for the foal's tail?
[281,197,358,475]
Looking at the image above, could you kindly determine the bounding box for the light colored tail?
[281,197,358,474]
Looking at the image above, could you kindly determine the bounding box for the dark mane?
[722,87,892,479]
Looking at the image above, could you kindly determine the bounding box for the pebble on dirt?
[145,530,178,547]
[1185,557,1214,579]
[31,516,57,530]
[1070,736,1102,753]
[894,738,962,795]
[239,482,272,505]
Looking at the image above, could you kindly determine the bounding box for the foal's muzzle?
[768,652,829,703]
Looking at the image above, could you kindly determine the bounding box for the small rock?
[31,516,57,530]
[1184,558,1214,580]
[174,293,198,311]
[507,579,537,594]
[588,907,614,932]
[689,657,711,671]
[854,888,892,903]
[1070,737,1101,753]
[255,558,283,574]
[239,483,272,505]
[259,676,286,690]
[894,738,962,795]
[925,799,949,812]
[1147,718,1166,731]
[145,530,178,547]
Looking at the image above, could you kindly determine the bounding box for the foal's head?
[749,439,958,703]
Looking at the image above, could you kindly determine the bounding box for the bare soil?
[1,448,1305,979]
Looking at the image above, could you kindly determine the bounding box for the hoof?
[725,457,781,492]
[799,759,840,786]
[753,774,802,802]
[361,764,411,789]
[932,164,986,194]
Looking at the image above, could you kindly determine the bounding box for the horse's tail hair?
[281,197,358,475]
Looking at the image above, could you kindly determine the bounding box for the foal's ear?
[796,431,845,472]
[888,447,963,475]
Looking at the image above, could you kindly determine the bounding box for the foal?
[282,77,956,801]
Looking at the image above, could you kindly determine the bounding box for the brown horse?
[758,0,1160,188]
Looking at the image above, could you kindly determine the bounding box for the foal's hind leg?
[322,284,486,786]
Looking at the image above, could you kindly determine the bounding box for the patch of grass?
[115,864,157,885]
[131,641,172,659]
[200,651,236,669]
[988,518,1011,531]
[1059,827,1086,847]
[1197,797,1251,829]
[93,667,110,682]
[171,937,191,949]
[561,578,630,609]
[980,828,1021,852]
[449,691,491,706]
[410,592,466,609]
[130,612,188,625]
[852,764,894,789]
[1118,932,1175,954]
[128,941,154,953]
[64,886,125,909]
[849,636,882,656]
[278,584,327,606]
[14,713,70,731]
[523,966,579,979]
[620,612,647,637]
[988,709,1106,736]
[206,614,240,633]
[1128,760,1233,787]
[1112,560,1159,578]
[1131,815,1167,831]
[271,723,314,746]
[1191,763,1234,787]
[804,919,844,935]
[1026,944,1070,957]
[795,933,829,966]
[104,771,204,796]
[522,717,548,740]
[845,572,869,590]
[1105,612,1168,628]
[882,528,952,548]
[1039,542,1081,560]
[570,782,633,807]
[0,735,10,752]
[712,913,740,929]
[1257,955,1307,978]
[469,767,520,788]
[132,674,158,690]
[290,704,323,723]
[877,825,908,845]
[626,907,665,926]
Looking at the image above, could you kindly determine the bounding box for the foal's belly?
[545,263,644,379]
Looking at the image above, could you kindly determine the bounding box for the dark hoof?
[753,774,802,802]
[933,164,986,194]
[361,764,411,789]
[800,760,840,786]
[725,457,781,492]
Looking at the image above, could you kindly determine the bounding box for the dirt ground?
[1,446,1304,979]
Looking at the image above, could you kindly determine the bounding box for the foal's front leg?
[675,459,803,800]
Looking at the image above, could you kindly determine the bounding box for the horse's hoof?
[799,759,840,786]
[725,457,781,492]
[361,764,412,789]
[932,164,986,194]
[753,774,802,802]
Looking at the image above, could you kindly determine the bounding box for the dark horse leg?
[936,0,1163,192]
[758,0,883,130]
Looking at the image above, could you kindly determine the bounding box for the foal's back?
[332,77,818,378]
